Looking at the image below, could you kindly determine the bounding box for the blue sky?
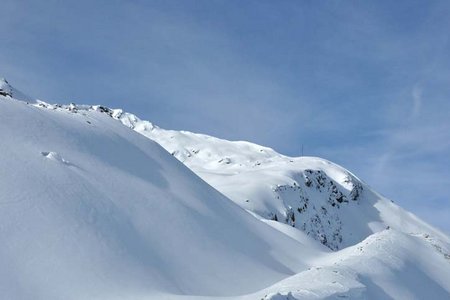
[1,0,449,232]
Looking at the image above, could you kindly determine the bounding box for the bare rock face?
[272,170,364,250]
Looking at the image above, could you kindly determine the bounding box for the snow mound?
[41,151,70,164]
[250,229,450,299]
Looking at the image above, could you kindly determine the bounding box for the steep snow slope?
[0,96,324,299]
[98,109,449,251]
[2,80,450,300]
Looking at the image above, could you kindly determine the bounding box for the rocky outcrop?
[271,170,363,250]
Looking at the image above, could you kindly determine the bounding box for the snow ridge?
[30,102,368,250]
[30,101,449,252]
[0,83,449,299]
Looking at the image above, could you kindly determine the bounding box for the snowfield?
[0,80,449,299]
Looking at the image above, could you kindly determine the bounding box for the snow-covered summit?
[117,110,449,250]
[0,78,12,96]
[29,101,450,252]
[0,77,34,102]
[1,82,449,299]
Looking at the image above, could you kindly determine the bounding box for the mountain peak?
[1,88,449,299]
[0,77,12,97]
[0,77,34,102]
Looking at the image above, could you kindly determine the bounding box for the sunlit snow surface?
[0,94,449,299]
[113,108,449,250]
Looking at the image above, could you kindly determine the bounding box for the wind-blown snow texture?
[1,83,450,299]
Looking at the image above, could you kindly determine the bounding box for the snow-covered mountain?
[1,80,449,299]
[0,78,33,102]
[107,107,448,251]
[1,93,315,300]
